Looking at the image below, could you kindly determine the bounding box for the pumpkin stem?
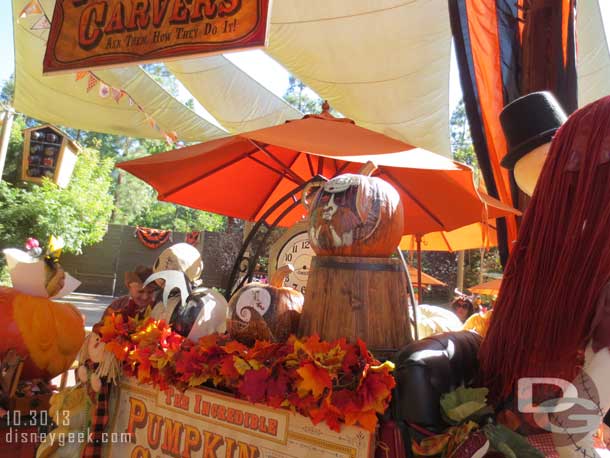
[359,161,377,177]
[271,264,294,288]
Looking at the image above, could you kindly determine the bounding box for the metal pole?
[416,235,423,304]
[397,248,419,341]
[0,107,15,181]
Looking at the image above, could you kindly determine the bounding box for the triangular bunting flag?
[128,97,134,107]
[111,88,123,103]
[99,83,110,98]
[19,0,42,18]
[86,74,98,92]
[146,116,156,129]
[75,71,88,82]
[30,15,50,30]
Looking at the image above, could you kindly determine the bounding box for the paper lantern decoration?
[228,265,304,343]
[0,287,85,380]
[304,164,404,257]
[22,124,80,188]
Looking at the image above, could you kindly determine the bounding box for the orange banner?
[43,0,271,74]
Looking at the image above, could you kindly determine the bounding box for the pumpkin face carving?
[305,167,404,257]
[228,265,304,344]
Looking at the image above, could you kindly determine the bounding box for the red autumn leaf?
[265,369,290,407]
[238,368,270,403]
[296,362,332,398]
[358,373,393,413]
[219,356,240,380]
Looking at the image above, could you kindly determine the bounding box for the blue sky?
[1,3,609,114]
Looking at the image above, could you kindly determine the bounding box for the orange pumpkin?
[0,287,85,380]
[228,265,304,343]
[304,163,404,257]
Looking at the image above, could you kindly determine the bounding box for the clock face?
[276,231,315,295]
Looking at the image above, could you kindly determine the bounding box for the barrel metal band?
[313,258,401,272]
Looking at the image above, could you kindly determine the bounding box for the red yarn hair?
[479,95,610,401]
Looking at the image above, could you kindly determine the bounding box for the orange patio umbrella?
[407,266,446,287]
[468,278,502,296]
[400,220,498,252]
[118,109,519,236]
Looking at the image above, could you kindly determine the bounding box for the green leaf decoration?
[483,424,545,458]
[440,386,489,423]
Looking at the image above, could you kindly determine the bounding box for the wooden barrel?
[298,256,413,358]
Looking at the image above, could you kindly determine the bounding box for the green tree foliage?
[0,148,114,254]
[283,76,323,114]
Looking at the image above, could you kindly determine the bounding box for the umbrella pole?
[417,235,423,304]
[397,248,419,341]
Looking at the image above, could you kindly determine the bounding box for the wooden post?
[0,107,15,181]
[456,250,465,291]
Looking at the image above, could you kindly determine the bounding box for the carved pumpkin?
[0,287,85,380]
[304,163,404,257]
[228,265,304,343]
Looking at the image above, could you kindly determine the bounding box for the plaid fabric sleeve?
[81,382,110,458]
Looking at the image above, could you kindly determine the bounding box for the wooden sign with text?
[43,0,271,74]
[106,378,374,458]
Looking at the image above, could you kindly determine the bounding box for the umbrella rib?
[159,147,259,199]
[306,154,315,177]
[440,232,453,252]
[251,152,304,221]
[335,161,351,176]
[379,170,446,230]
[249,140,306,184]
[247,155,301,185]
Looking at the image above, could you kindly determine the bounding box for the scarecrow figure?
[480,92,610,456]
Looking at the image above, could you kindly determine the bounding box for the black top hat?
[499,92,567,169]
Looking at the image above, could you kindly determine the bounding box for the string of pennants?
[75,71,178,145]
[19,0,179,146]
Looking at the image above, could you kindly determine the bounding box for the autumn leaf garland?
[98,314,396,432]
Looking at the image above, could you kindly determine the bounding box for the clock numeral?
[285,253,293,262]
[300,286,306,294]
[301,241,310,249]
[284,277,289,284]
[292,245,298,253]
[292,283,298,289]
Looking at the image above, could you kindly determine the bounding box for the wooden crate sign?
[106,378,374,458]
[43,0,272,74]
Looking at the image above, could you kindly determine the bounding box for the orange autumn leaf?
[344,409,378,432]
[222,340,248,355]
[296,362,332,398]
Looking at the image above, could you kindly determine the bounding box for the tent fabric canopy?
[266,0,452,156]
[118,116,519,235]
[165,56,302,134]
[11,0,610,163]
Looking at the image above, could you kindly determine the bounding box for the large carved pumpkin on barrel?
[304,163,404,257]
[0,287,85,379]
